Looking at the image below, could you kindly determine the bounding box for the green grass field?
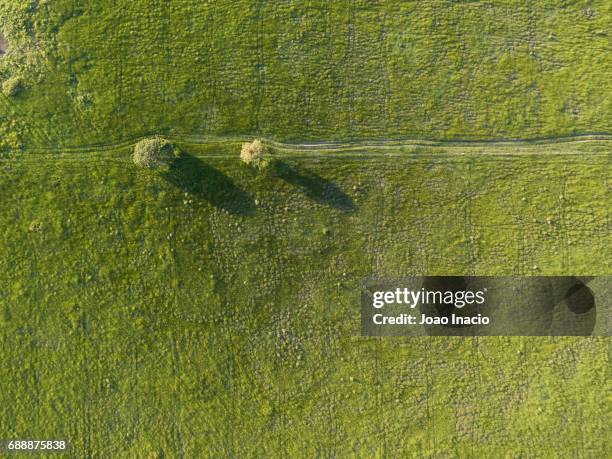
[0,0,611,457]
[1,1,611,149]
[1,141,610,456]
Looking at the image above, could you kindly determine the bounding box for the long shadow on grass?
[162,154,256,216]
[274,160,356,212]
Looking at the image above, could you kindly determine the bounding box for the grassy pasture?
[0,0,610,456]
[0,142,609,456]
[0,1,611,149]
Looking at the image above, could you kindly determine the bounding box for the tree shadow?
[273,160,356,212]
[549,277,596,336]
[161,153,256,216]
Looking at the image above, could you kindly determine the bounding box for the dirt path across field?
[3,134,611,163]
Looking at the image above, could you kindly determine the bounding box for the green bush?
[240,139,269,170]
[132,137,178,169]
[0,125,22,152]
[2,76,22,97]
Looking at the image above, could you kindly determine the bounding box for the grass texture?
[0,142,610,456]
[0,1,610,149]
[0,0,610,456]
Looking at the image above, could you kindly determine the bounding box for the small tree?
[2,76,22,97]
[132,137,178,169]
[240,139,268,169]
